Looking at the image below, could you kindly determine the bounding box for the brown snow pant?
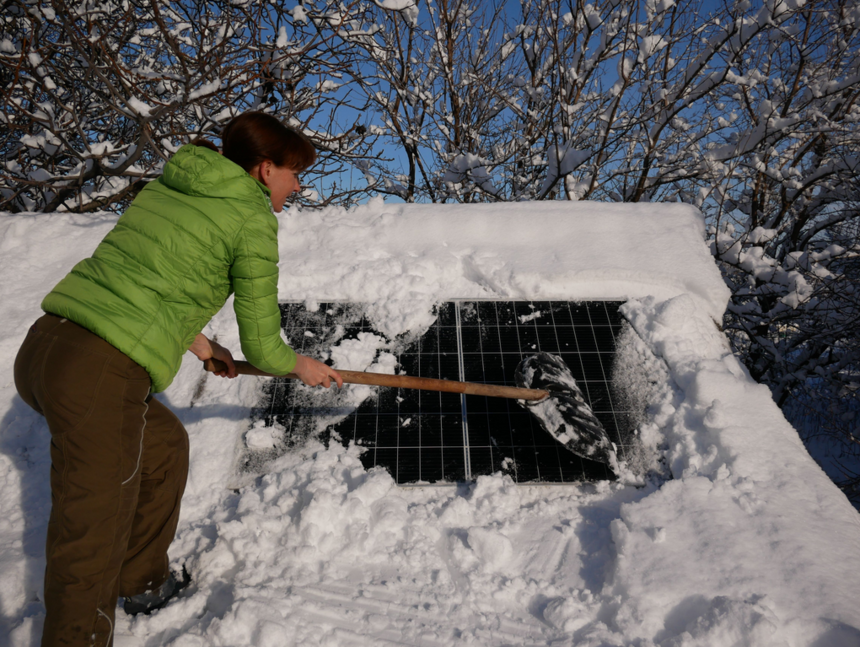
[14,314,189,647]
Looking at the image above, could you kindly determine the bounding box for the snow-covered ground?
[1,201,859,646]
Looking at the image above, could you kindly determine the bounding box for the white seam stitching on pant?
[122,393,148,485]
[96,608,113,646]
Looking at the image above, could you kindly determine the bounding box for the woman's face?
[253,160,301,212]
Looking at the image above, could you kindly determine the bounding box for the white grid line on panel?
[454,302,473,480]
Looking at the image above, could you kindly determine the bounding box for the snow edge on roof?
[279,198,730,338]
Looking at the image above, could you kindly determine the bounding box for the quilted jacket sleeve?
[230,208,297,376]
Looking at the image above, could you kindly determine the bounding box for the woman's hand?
[293,354,343,389]
[189,333,237,378]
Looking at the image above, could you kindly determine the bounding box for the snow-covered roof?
[1,203,858,645]
[277,199,730,337]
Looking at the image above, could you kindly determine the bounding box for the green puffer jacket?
[42,144,296,392]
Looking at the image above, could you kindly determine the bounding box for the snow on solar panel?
[245,301,635,485]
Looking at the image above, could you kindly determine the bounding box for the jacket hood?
[161,144,271,201]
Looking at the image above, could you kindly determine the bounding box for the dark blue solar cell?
[469,447,494,477]
[420,448,445,483]
[465,353,505,383]
[416,327,438,354]
[496,327,522,353]
[547,303,573,327]
[438,327,459,354]
[592,326,617,351]
[440,414,464,447]
[535,326,562,353]
[476,301,500,326]
[459,326,483,352]
[478,327,502,354]
[568,304,593,325]
[465,411,492,446]
[418,413,442,447]
[442,447,467,481]
[436,302,457,326]
[396,448,421,482]
[419,390,442,415]
[438,353,460,381]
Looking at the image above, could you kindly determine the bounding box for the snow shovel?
[514,352,616,466]
[203,352,616,466]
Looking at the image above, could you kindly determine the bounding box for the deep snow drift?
[1,201,859,646]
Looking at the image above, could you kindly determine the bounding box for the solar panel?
[246,301,633,485]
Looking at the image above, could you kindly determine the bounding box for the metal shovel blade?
[515,352,616,466]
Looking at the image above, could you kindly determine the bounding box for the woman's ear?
[249,160,276,186]
[248,161,266,183]
[259,160,274,184]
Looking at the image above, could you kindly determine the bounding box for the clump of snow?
[372,0,419,27]
[188,79,221,101]
[518,308,543,323]
[328,331,388,370]
[126,96,153,117]
[245,419,284,450]
[442,153,498,195]
[289,5,308,23]
[322,331,398,410]
[0,202,858,646]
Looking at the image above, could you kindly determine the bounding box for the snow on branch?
[0,0,380,211]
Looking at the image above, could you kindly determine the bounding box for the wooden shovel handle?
[203,357,548,401]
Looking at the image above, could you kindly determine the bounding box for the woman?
[14,112,342,646]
